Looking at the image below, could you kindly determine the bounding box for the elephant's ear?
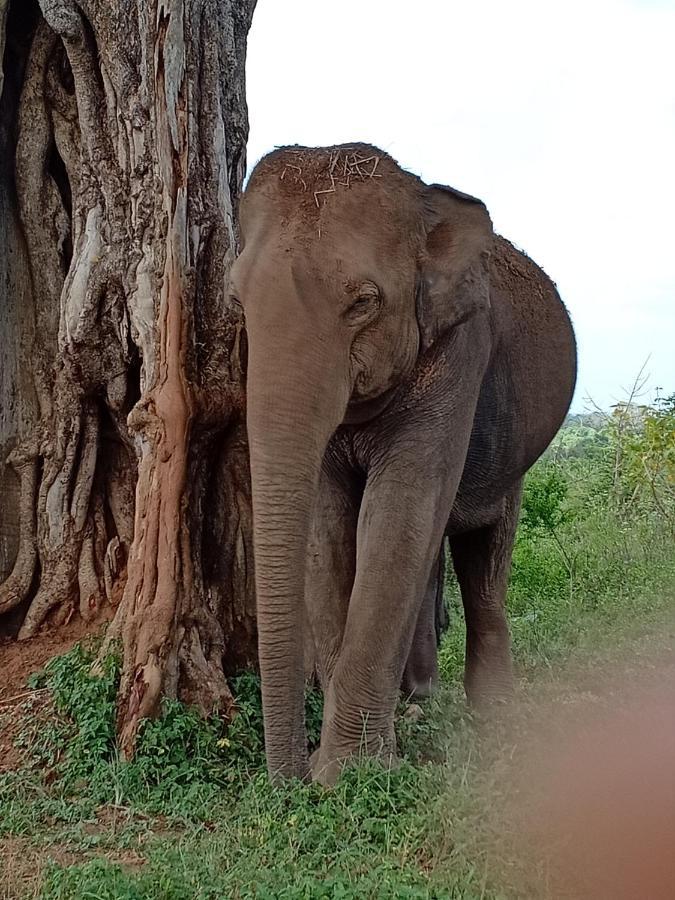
[417,184,493,352]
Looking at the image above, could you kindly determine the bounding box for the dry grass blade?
[0,689,48,708]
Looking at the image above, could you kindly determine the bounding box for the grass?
[1,429,674,899]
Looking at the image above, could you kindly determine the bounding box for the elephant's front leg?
[312,463,457,785]
[305,456,360,689]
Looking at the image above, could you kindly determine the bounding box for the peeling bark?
[0,448,38,616]
[0,0,257,744]
[0,2,9,100]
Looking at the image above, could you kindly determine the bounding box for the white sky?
[245,0,675,411]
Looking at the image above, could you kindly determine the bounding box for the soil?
[1,837,51,900]
[0,834,146,899]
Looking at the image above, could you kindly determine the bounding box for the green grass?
[1,434,674,899]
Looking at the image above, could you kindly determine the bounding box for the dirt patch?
[0,837,49,900]
[0,835,88,887]
[0,834,146,899]
[86,804,177,841]
[0,613,110,705]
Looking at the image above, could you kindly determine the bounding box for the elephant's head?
[230,143,493,780]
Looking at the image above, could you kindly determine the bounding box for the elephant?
[229,143,577,784]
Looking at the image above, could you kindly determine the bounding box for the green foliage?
[549,420,609,460]
[7,647,330,820]
[559,394,675,527]
[520,464,570,534]
[5,649,476,898]
[504,399,675,671]
[617,393,675,526]
[38,763,459,900]
[19,643,119,783]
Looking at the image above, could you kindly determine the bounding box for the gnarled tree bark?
[0,0,257,751]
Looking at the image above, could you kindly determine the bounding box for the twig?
[313,187,335,207]
[0,689,49,707]
[280,164,301,182]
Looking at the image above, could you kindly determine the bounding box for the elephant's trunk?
[246,332,349,781]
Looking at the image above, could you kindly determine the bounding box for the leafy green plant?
[18,642,119,783]
[520,463,570,535]
[619,393,675,532]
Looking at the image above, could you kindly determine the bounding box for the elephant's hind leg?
[401,542,446,699]
[449,482,522,709]
[306,457,360,690]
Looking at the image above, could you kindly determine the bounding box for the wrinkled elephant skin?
[230,143,577,784]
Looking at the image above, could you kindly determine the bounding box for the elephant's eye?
[351,297,371,314]
[344,283,381,325]
[228,293,244,312]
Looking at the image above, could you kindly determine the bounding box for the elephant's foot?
[310,741,400,787]
[310,717,399,787]
[310,673,400,785]
[464,659,514,713]
[401,663,439,700]
[309,746,344,787]
[463,628,514,712]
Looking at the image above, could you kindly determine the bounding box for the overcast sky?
[245,0,674,412]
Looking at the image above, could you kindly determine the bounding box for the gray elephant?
[229,143,576,784]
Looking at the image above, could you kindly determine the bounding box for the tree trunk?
[0,0,257,753]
